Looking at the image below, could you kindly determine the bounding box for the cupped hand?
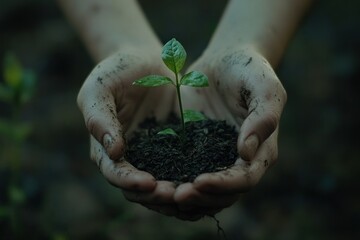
[77,47,178,209]
[174,46,287,219]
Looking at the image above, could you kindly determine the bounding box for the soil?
[125,116,238,183]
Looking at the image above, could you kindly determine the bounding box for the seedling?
[133,38,208,138]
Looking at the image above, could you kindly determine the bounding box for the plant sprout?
[133,38,209,138]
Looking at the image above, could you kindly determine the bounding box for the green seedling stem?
[133,38,209,139]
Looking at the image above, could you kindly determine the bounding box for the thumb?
[77,81,125,160]
[238,93,285,161]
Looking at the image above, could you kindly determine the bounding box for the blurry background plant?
[0,52,36,237]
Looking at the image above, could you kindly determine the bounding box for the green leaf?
[180,71,209,87]
[133,75,173,87]
[1,53,37,105]
[161,38,187,74]
[157,128,178,136]
[183,110,206,123]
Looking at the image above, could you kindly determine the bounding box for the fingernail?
[244,134,259,161]
[103,134,113,152]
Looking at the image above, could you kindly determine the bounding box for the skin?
[58,0,312,220]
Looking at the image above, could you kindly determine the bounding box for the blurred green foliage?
[0,52,36,107]
[0,52,36,159]
[0,52,37,238]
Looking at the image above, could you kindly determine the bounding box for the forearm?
[57,0,161,61]
[206,0,313,67]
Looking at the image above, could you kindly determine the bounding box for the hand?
[174,46,287,219]
[77,47,178,210]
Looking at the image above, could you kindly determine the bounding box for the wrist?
[202,0,312,69]
[58,0,162,61]
[204,39,278,68]
[202,43,267,67]
[82,28,162,62]
[105,41,162,60]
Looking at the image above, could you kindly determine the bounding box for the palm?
[181,71,245,130]
[182,52,256,129]
[183,47,286,143]
[77,49,178,200]
[112,68,175,134]
[78,50,176,137]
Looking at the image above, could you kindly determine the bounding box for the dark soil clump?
[125,117,238,183]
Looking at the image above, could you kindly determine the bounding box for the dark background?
[0,0,359,239]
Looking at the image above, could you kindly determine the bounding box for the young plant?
[133,38,208,138]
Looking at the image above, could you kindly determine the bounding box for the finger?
[238,80,286,161]
[78,72,125,160]
[194,131,278,194]
[91,136,156,191]
[174,183,239,209]
[122,181,176,204]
